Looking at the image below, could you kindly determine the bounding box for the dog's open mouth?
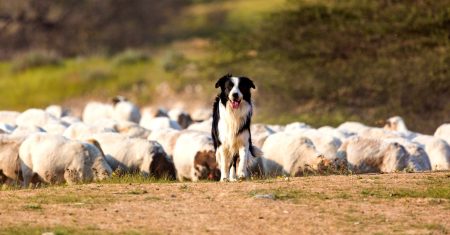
[230,100,241,109]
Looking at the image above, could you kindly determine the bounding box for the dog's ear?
[240,77,256,89]
[215,74,232,88]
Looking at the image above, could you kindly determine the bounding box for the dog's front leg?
[237,146,249,180]
[217,147,230,182]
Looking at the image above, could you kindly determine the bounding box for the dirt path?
[0,172,449,234]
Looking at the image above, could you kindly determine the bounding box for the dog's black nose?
[232,93,239,99]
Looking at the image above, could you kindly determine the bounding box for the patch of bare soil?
[0,172,449,234]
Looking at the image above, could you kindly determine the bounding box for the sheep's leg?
[21,165,33,188]
[236,146,249,180]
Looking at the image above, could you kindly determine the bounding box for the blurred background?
[0,0,448,133]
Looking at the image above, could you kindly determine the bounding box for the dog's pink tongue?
[231,101,240,109]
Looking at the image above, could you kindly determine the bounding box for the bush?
[12,50,62,71]
[112,49,150,66]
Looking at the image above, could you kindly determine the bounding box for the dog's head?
[215,74,255,109]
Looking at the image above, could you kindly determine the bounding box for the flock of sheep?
[0,96,449,187]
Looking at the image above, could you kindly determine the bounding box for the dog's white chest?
[218,102,250,153]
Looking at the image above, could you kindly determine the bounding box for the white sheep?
[337,121,370,135]
[92,133,176,179]
[191,108,212,122]
[251,124,275,149]
[317,126,353,141]
[60,116,82,126]
[261,132,330,177]
[63,122,116,140]
[45,105,70,118]
[168,108,193,129]
[19,133,111,187]
[10,125,45,136]
[15,108,59,128]
[413,135,450,171]
[140,116,181,132]
[0,111,20,126]
[113,121,150,139]
[0,123,15,134]
[284,122,311,132]
[385,138,431,172]
[112,96,141,123]
[82,101,114,124]
[147,128,181,158]
[186,118,212,133]
[434,123,450,145]
[172,131,220,181]
[383,116,417,140]
[337,136,409,173]
[0,135,26,185]
[295,129,344,162]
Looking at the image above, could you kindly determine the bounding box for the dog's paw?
[220,178,230,182]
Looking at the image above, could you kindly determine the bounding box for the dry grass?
[0,172,449,234]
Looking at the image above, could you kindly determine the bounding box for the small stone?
[254,194,275,200]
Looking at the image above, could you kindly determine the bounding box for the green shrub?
[112,49,150,66]
[12,50,62,71]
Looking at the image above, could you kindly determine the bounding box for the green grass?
[361,183,450,199]
[101,173,176,184]
[0,0,448,132]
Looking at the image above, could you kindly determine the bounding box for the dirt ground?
[0,172,449,235]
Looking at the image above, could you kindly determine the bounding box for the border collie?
[212,74,261,181]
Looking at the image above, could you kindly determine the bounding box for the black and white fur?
[212,74,260,181]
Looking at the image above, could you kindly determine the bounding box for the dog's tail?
[250,145,263,158]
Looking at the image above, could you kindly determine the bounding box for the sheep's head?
[384,116,408,132]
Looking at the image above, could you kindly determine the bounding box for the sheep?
[112,96,141,123]
[434,123,450,145]
[317,126,353,141]
[0,135,26,185]
[113,121,150,139]
[19,133,111,187]
[383,116,417,140]
[45,105,70,118]
[41,122,68,135]
[296,129,344,162]
[10,125,45,136]
[0,111,20,126]
[413,135,450,171]
[172,131,220,181]
[15,108,59,128]
[358,127,402,139]
[261,132,330,177]
[284,122,311,132]
[141,106,169,119]
[191,108,212,122]
[337,136,409,173]
[60,116,82,126]
[147,128,181,158]
[385,138,431,172]
[92,133,176,179]
[82,139,113,181]
[187,118,212,133]
[337,121,370,135]
[140,116,181,132]
[63,122,116,140]
[251,124,275,148]
[168,108,193,129]
[0,123,15,134]
[82,101,114,124]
